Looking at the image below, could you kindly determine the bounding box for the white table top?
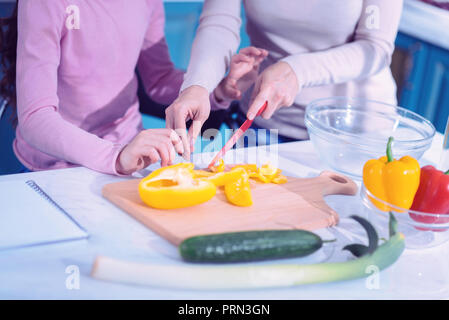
[1,133,448,300]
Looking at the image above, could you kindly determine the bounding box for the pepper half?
[363,137,421,211]
[138,163,216,210]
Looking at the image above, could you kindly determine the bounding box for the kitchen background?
[1,0,448,174]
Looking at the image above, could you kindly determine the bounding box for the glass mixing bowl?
[305,97,435,179]
[360,184,449,249]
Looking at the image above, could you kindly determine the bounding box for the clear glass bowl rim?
[361,183,449,220]
[305,96,436,146]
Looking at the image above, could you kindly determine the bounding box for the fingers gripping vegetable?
[363,137,420,211]
[138,163,216,210]
[91,214,405,289]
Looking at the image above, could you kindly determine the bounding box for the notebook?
[0,180,88,251]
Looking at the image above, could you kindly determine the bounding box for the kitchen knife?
[208,101,268,168]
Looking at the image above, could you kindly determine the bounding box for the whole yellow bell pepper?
[363,137,420,211]
[139,163,216,210]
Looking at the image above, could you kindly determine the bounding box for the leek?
[91,214,404,290]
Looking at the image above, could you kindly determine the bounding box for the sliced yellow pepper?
[193,170,215,179]
[229,163,288,184]
[142,163,195,182]
[210,159,225,173]
[224,170,253,207]
[139,163,216,210]
[233,164,258,175]
[271,173,288,184]
[363,137,420,211]
[139,162,287,209]
[199,167,247,187]
[259,163,278,178]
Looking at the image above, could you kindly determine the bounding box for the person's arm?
[136,0,184,105]
[165,0,243,156]
[247,0,403,119]
[281,0,403,88]
[180,0,242,94]
[136,0,230,110]
[16,1,125,175]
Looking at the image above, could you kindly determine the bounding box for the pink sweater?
[182,0,403,139]
[14,0,224,175]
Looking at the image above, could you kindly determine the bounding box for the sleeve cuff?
[280,55,310,88]
[209,91,232,111]
[110,143,130,177]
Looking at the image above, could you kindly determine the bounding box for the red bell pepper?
[410,165,449,228]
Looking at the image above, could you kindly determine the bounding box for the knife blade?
[208,101,268,168]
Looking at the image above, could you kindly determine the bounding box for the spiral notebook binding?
[25,180,87,233]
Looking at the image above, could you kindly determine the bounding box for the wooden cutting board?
[102,171,357,245]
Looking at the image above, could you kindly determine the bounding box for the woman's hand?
[116,129,184,175]
[247,61,299,120]
[165,85,211,158]
[214,46,268,102]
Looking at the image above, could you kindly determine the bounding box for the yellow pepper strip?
[257,168,281,183]
[230,163,288,184]
[271,173,288,184]
[139,163,216,210]
[193,170,215,179]
[252,172,270,183]
[233,164,258,175]
[259,163,278,178]
[363,137,420,211]
[142,163,195,183]
[224,171,253,207]
[210,159,225,173]
[199,167,247,187]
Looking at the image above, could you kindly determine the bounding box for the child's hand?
[214,46,268,102]
[116,129,184,175]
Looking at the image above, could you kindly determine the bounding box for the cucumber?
[179,230,326,263]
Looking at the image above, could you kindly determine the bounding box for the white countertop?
[0,134,448,299]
